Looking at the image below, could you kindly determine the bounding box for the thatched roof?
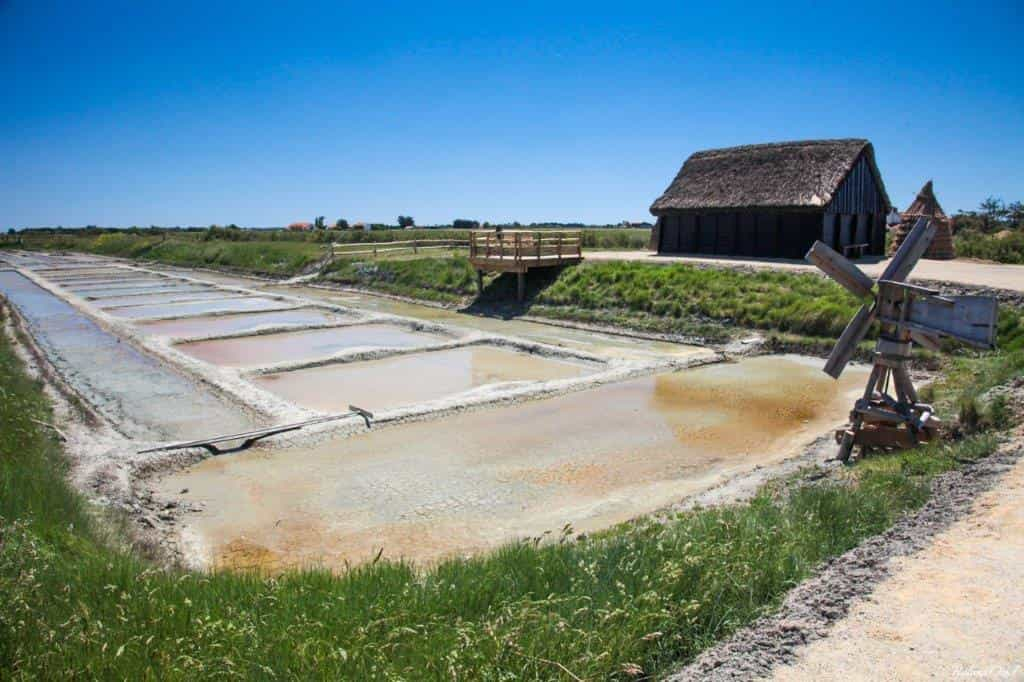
[903,180,946,218]
[650,139,889,214]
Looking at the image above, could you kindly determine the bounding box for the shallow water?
[66,279,184,292]
[0,271,259,439]
[43,269,141,280]
[159,355,868,571]
[136,308,353,339]
[147,265,273,289]
[108,297,293,320]
[77,284,215,299]
[177,323,448,368]
[94,291,250,309]
[260,285,706,361]
[253,345,595,413]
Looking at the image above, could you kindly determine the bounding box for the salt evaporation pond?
[0,271,259,439]
[253,344,595,412]
[177,323,448,368]
[136,308,353,339]
[158,355,868,571]
[108,296,293,320]
[95,291,250,309]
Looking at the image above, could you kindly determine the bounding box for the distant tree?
[397,215,415,228]
[452,219,480,230]
[1007,201,1024,228]
[979,196,1006,232]
[334,218,349,230]
[6,228,14,235]
[314,216,326,230]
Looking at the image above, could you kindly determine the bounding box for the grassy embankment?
[2,290,1023,678]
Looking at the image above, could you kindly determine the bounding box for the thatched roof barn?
[890,181,955,260]
[649,139,891,259]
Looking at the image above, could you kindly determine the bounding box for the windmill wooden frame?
[806,218,998,461]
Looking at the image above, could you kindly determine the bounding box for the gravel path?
[669,397,1024,681]
[771,452,1024,681]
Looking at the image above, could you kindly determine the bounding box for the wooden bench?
[843,243,870,259]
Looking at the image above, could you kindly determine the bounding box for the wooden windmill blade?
[879,217,936,283]
[823,303,876,379]
[805,241,874,300]
[877,288,999,349]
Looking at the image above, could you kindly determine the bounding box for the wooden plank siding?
[738,213,757,256]
[679,214,698,252]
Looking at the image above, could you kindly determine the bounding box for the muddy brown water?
[108,297,294,320]
[176,323,449,368]
[158,355,868,571]
[135,308,353,339]
[252,345,595,413]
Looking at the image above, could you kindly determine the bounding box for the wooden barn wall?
[656,210,825,258]
[827,154,886,215]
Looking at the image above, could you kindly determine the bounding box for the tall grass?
[2,300,1011,679]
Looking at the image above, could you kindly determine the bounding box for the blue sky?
[2,1,1021,228]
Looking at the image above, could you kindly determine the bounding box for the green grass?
[321,255,483,303]
[955,228,1024,264]
[3,297,1016,679]
[17,232,326,276]
[529,261,861,340]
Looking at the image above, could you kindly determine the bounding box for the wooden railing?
[327,238,468,259]
[469,231,582,262]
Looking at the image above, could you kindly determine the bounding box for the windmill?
[806,218,998,461]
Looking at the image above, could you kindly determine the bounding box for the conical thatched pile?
[890,181,955,259]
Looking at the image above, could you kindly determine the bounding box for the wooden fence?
[327,238,468,259]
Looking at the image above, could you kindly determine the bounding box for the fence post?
[535,232,541,260]
[557,234,562,261]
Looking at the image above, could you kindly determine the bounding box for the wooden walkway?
[468,231,583,301]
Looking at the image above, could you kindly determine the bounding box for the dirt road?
[585,251,1024,293]
[770,455,1024,681]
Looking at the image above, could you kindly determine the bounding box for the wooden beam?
[824,303,876,379]
[805,240,874,299]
